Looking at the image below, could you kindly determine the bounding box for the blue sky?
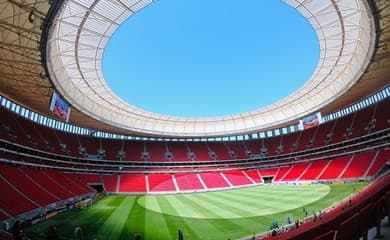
[103,0,319,118]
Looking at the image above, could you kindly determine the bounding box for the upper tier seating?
[100,138,122,160]
[0,108,29,146]
[55,130,80,156]
[295,127,317,152]
[166,142,191,161]
[146,142,168,162]
[264,136,281,156]
[373,98,390,130]
[280,131,300,154]
[225,141,248,159]
[349,105,375,138]
[331,114,354,143]
[245,139,263,157]
[187,142,212,161]
[123,141,144,161]
[311,121,335,149]
[208,142,232,160]
[1,97,389,163]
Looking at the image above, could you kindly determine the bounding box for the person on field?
[287,215,292,224]
[178,229,184,240]
[295,219,299,229]
[12,220,28,240]
[312,211,318,222]
[46,225,60,240]
[251,232,256,240]
[134,233,141,240]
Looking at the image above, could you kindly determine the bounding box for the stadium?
[0,0,389,239]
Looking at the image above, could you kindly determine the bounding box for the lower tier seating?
[174,173,204,191]
[0,211,9,221]
[300,160,329,180]
[317,156,351,180]
[340,151,375,179]
[119,174,146,192]
[198,172,229,189]
[21,168,74,200]
[245,170,263,183]
[222,170,252,186]
[0,165,59,206]
[0,166,95,221]
[366,148,390,176]
[281,163,309,181]
[0,147,388,220]
[102,174,118,192]
[0,176,38,218]
[148,174,176,192]
[274,166,291,182]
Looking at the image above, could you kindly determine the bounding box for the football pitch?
[25,182,367,240]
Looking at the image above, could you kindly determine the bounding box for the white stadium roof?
[46,0,376,137]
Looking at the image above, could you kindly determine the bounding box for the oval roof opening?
[103,0,319,117]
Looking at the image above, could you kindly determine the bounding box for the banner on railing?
[49,91,71,122]
[299,112,322,130]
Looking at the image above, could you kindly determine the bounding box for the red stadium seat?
[312,230,336,240]
[336,213,360,240]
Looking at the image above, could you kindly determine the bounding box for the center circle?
[103,0,319,117]
[137,185,330,219]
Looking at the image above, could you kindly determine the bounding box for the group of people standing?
[12,221,59,240]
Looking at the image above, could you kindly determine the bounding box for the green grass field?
[25,182,367,240]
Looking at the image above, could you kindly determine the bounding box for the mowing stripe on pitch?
[143,196,174,240]
[193,193,262,218]
[156,195,202,239]
[95,196,135,239]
